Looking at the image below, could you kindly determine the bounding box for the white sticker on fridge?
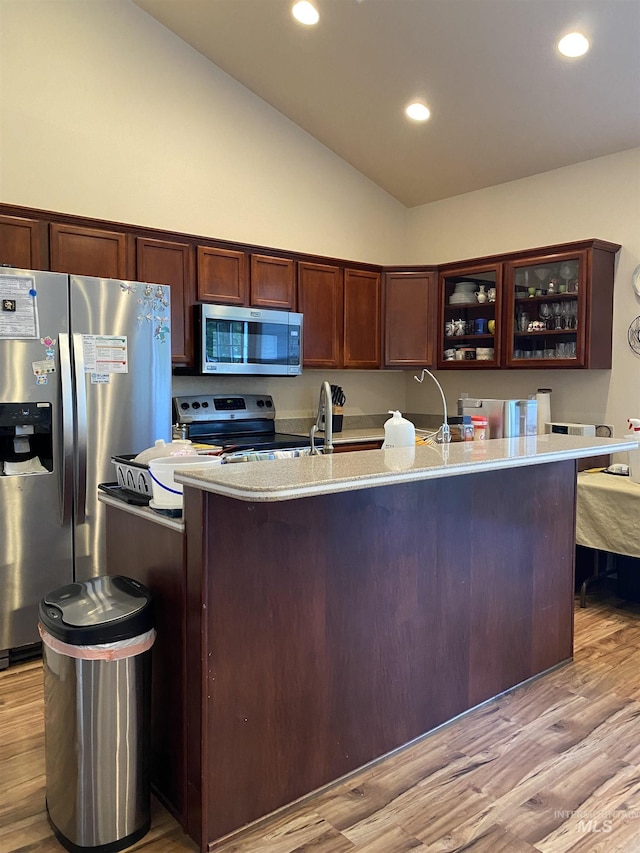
[32,359,56,376]
[81,334,128,373]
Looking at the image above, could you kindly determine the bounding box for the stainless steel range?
[172,394,314,452]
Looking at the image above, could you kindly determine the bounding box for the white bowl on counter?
[134,439,199,465]
[149,456,223,508]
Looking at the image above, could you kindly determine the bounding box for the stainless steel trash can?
[38,575,155,853]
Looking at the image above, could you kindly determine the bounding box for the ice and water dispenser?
[0,402,53,475]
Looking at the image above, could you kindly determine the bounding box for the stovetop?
[194,431,312,452]
[172,393,315,452]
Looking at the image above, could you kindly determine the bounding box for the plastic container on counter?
[471,415,488,441]
[382,410,416,449]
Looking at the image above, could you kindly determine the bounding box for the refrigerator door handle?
[59,333,74,527]
[72,333,87,525]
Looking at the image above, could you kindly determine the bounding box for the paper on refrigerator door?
[0,274,40,338]
[81,334,128,373]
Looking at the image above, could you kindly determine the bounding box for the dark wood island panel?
[178,459,576,849]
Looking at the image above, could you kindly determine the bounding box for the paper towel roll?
[536,388,552,434]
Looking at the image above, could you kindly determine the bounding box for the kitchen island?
[102,434,635,852]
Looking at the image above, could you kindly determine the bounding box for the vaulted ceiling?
[132,0,640,207]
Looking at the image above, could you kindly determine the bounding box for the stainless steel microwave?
[195,304,303,375]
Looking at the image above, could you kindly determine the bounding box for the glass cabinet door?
[438,264,502,368]
[505,251,587,367]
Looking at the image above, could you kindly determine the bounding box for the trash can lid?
[39,575,154,645]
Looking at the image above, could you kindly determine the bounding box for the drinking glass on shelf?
[568,300,578,329]
[518,312,530,332]
[552,303,563,329]
[539,302,551,328]
[535,268,550,286]
[556,342,567,358]
[559,263,574,288]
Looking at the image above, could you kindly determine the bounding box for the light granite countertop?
[175,435,637,503]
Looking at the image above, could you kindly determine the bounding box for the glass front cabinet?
[437,240,620,370]
[505,250,585,367]
[438,262,503,368]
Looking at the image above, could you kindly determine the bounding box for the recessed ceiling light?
[405,102,431,122]
[292,1,319,26]
[557,32,590,58]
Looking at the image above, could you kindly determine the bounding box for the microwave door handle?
[72,333,88,524]
[59,333,74,526]
[244,320,250,365]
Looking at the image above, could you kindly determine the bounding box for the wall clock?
[628,316,640,355]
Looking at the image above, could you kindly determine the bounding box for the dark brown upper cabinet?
[0,205,621,374]
[436,239,620,369]
[50,222,130,279]
[0,214,47,270]
[196,246,247,305]
[250,254,295,310]
[437,262,503,369]
[298,262,381,369]
[136,237,195,366]
[298,261,343,368]
[384,270,436,368]
[343,268,381,369]
[503,240,620,369]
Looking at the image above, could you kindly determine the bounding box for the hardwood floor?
[3,585,640,852]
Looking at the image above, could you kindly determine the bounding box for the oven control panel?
[172,394,275,423]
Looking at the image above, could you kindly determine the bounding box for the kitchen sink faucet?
[309,381,334,455]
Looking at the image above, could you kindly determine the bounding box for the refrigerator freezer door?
[70,276,171,581]
[0,269,74,656]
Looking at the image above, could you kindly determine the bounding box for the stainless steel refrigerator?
[0,269,171,667]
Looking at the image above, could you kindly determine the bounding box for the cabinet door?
[0,214,46,270]
[505,251,587,368]
[250,254,295,310]
[136,237,195,366]
[298,261,342,368]
[384,271,435,367]
[50,222,129,279]
[506,244,618,369]
[196,246,247,305]
[344,269,381,369]
[438,263,502,369]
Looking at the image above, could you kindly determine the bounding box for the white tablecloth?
[576,471,640,558]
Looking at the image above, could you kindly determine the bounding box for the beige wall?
[172,370,405,422]
[0,0,406,264]
[2,1,638,433]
